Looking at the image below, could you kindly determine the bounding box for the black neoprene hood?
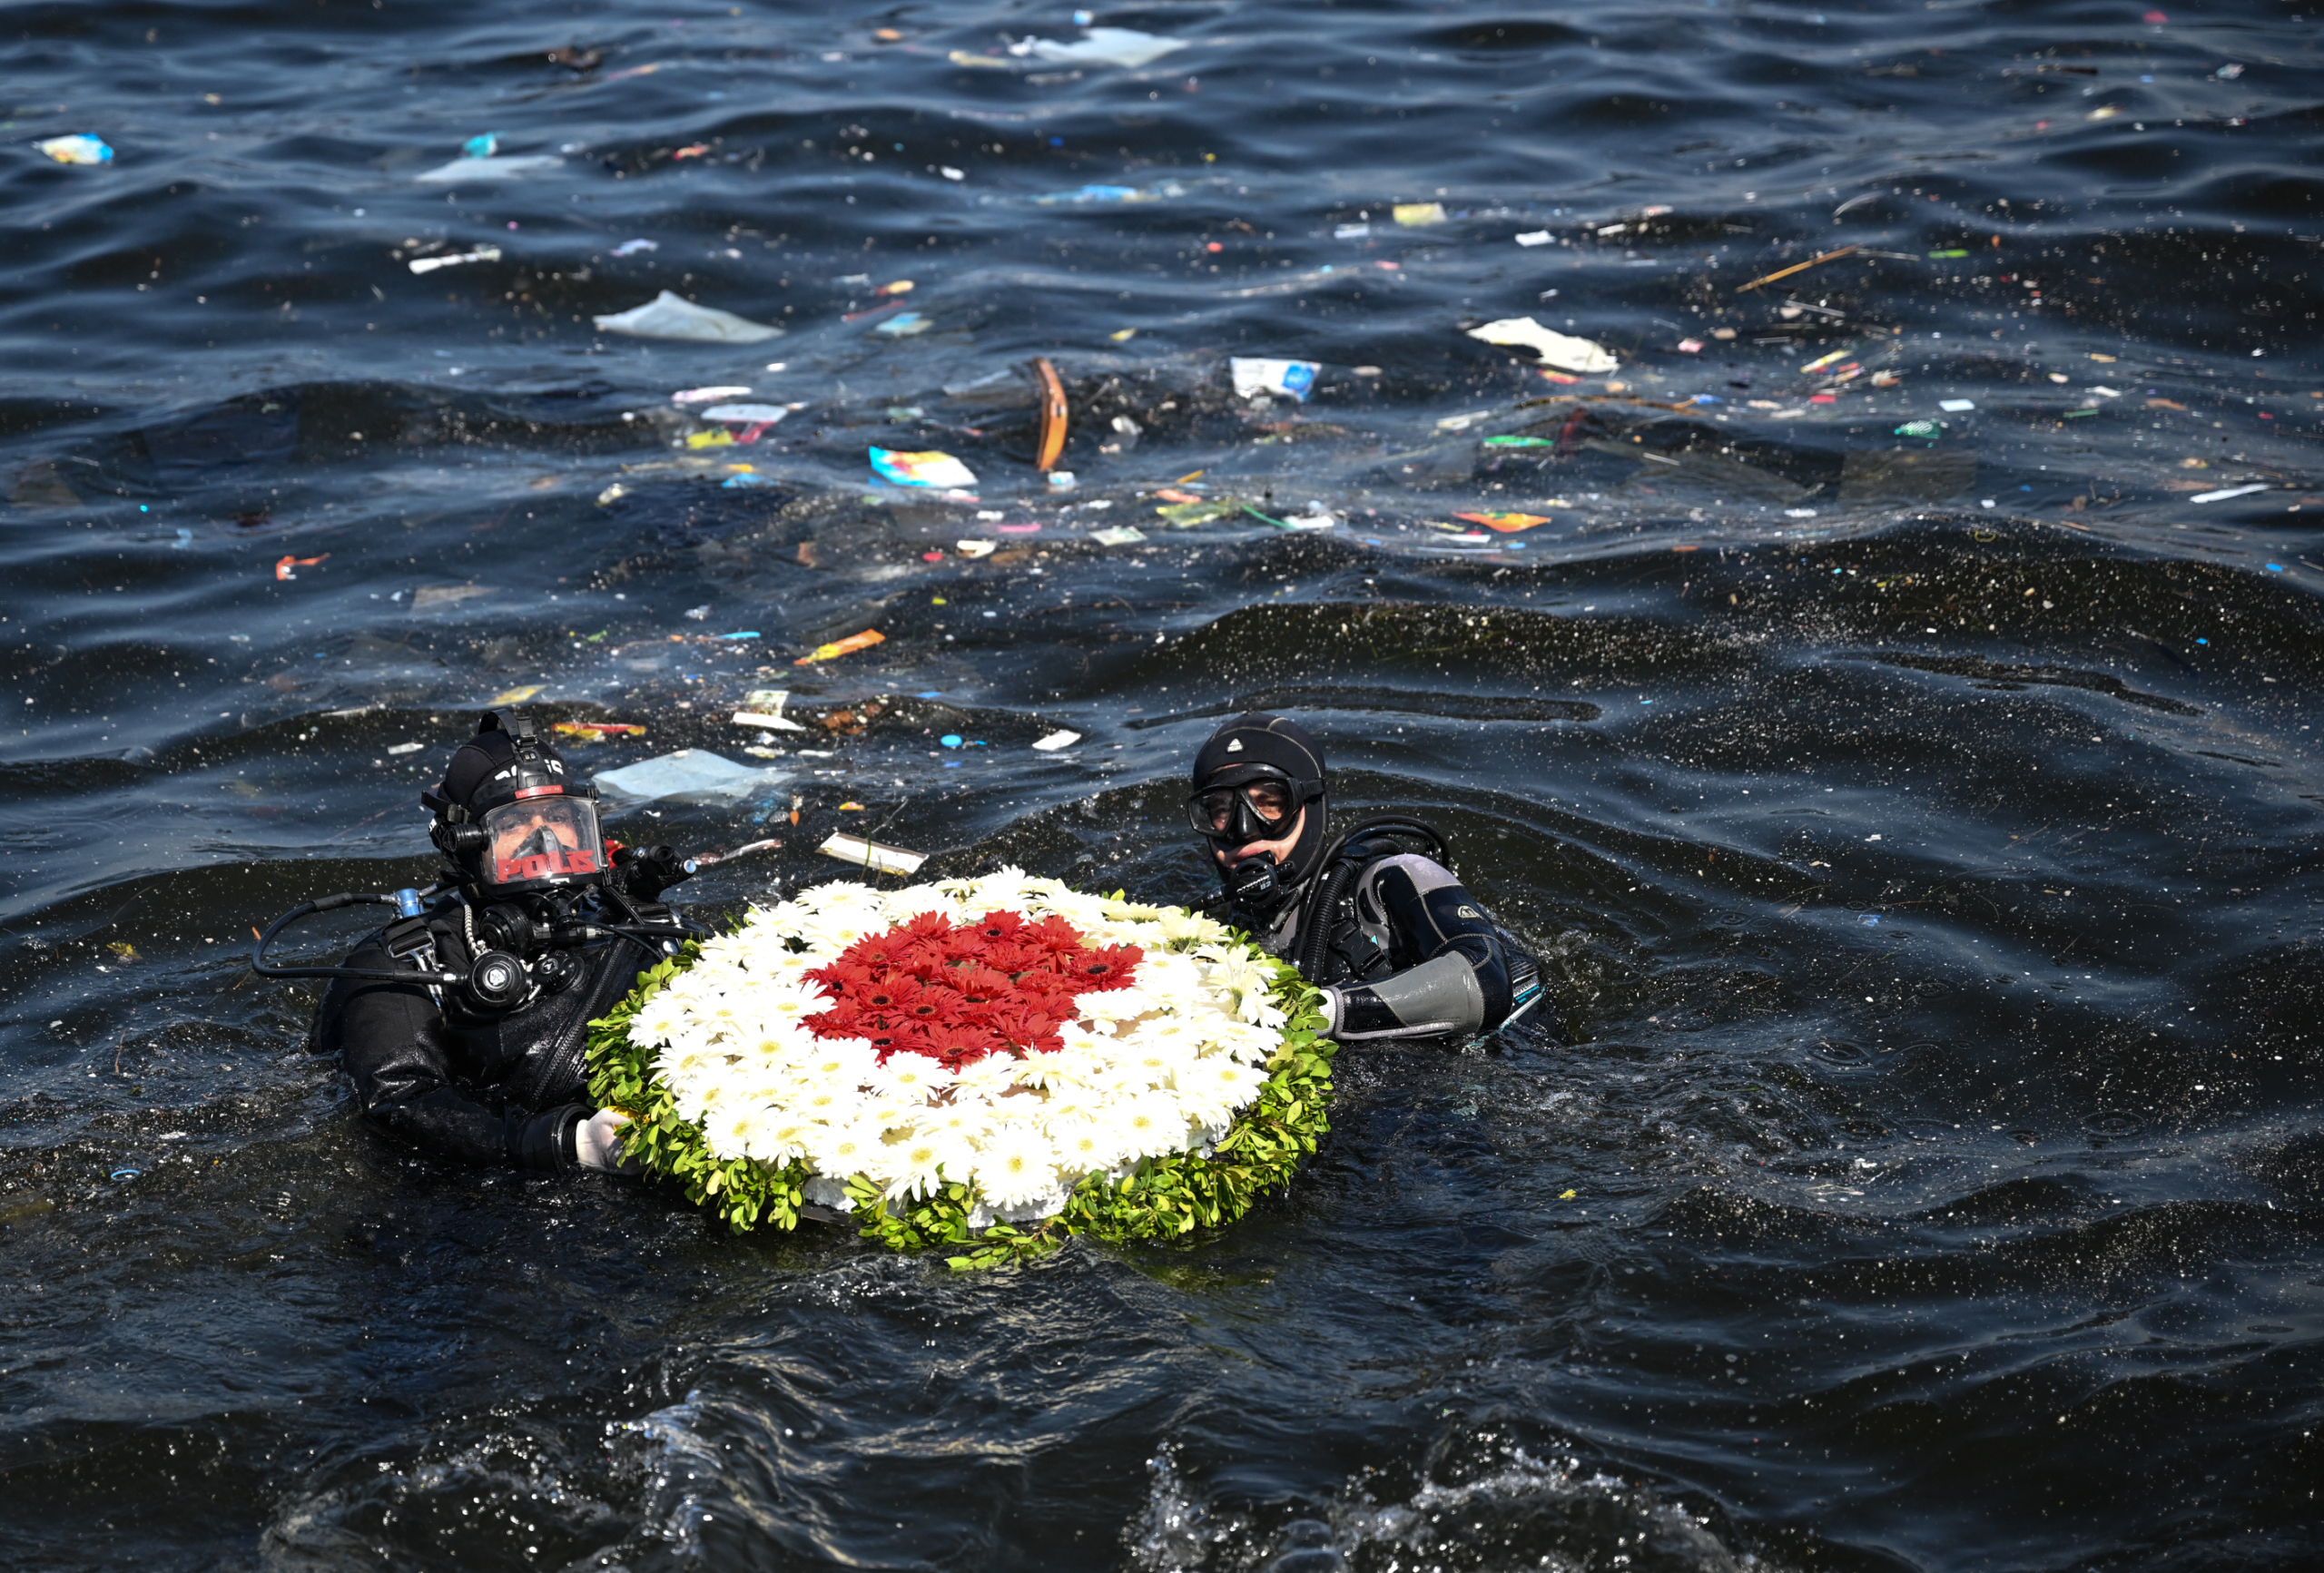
[1189,712,1326,796]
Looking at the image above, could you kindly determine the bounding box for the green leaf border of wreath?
[584,909,1335,1272]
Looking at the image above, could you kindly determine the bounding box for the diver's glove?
[575,1108,642,1175]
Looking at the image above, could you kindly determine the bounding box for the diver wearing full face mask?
[1187,713,1547,1045]
[299,711,703,1172]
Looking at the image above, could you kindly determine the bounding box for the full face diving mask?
[423,711,606,900]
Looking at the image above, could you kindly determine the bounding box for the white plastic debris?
[1230,358,1319,401]
[955,539,998,558]
[414,154,565,182]
[36,133,113,165]
[595,748,783,802]
[731,689,807,732]
[593,290,783,343]
[408,246,501,275]
[386,742,425,756]
[1938,398,1976,412]
[818,832,926,876]
[1515,230,1552,247]
[1021,27,1187,67]
[1465,319,1620,375]
[697,403,791,424]
[1089,525,1147,546]
[2191,483,2270,504]
[1032,730,1082,752]
[672,385,752,405]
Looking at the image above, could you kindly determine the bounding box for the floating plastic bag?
[1023,26,1187,67]
[869,447,976,489]
[595,748,782,803]
[1465,318,1619,375]
[594,290,783,343]
[1230,358,1318,401]
[414,154,565,182]
[35,134,113,165]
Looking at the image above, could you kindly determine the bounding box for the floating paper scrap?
[1032,730,1082,752]
[1464,318,1619,375]
[819,832,926,877]
[414,154,565,182]
[1022,26,1187,67]
[36,134,113,165]
[1089,525,1147,546]
[2191,483,2270,504]
[1454,511,1552,533]
[795,629,885,666]
[596,748,782,803]
[869,447,977,488]
[672,385,752,405]
[697,403,790,423]
[1393,202,1448,226]
[409,246,502,275]
[593,290,783,343]
[732,689,807,731]
[1230,358,1318,401]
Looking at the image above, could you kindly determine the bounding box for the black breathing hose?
[1293,816,1452,981]
[250,893,466,986]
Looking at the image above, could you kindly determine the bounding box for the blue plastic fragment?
[717,632,760,640]
[1860,914,1880,926]
[2196,637,2210,645]
[111,1168,140,1181]
[940,734,963,747]
[2267,563,2284,571]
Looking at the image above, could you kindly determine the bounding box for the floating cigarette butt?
[818,832,926,876]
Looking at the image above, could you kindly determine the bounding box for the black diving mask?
[1186,765,1314,846]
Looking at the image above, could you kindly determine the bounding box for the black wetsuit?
[310,893,661,1171]
[1230,829,1546,1044]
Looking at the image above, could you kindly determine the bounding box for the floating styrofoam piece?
[1230,358,1318,401]
[1032,730,1082,752]
[414,154,565,182]
[1023,27,1187,67]
[818,832,927,876]
[1464,318,1619,375]
[593,290,783,343]
[595,748,783,802]
[697,403,791,423]
[408,246,502,275]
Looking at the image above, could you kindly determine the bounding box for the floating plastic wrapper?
[869,447,977,489]
[36,134,113,165]
[1455,511,1552,533]
[414,154,564,182]
[796,629,885,666]
[818,833,926,877]
[1230,358,1318,401]
[1032,730,1082,752]
[594,290,783,344]
[408,247,501,275]
[732,690,808,732]
[595,749,783,804]
[1464,319,1619,375]
[1020,27,1187,67]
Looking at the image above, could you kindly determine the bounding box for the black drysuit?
[310,898,649,1171]
[1234,841,1546,1044]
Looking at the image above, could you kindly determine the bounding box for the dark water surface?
[5,0,2323,1568]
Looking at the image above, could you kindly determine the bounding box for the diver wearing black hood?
[1187,713,1545,1045]
[306,711,701,1172]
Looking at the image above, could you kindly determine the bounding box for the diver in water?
[1187,712,1546,1045]
[292,711,701,1173]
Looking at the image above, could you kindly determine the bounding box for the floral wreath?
[586,870,1334,1269]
